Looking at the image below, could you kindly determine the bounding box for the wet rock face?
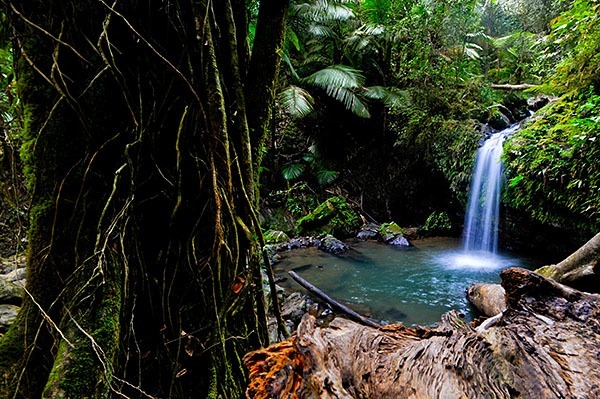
[380,222,411,247]
[0,255,25,336]
[0,304,19,333]
[318,234,349,255]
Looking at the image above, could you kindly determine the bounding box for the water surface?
[275,237,538,326]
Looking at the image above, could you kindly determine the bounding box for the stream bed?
[275,237,542,326]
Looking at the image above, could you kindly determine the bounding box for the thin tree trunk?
[245,0,290,173]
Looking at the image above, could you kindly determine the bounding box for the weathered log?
[536,232,600,292]
[288,270,381,328]
[466,283,506,317]
[245,268,600,399]
[490,83,537,90]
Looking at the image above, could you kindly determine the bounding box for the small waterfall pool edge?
[275,237,541,327]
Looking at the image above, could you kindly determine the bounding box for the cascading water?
[462,124,520,257]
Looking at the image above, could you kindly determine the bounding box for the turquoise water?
[275,237,539,326]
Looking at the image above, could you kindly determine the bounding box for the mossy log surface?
[245,268,600,399]
[536,232,600,292]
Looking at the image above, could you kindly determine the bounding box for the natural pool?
[274,237,542,326]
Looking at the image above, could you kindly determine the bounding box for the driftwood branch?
[536,232,600,291]
[490,83,537,90]
[288,270,381,329]
[245,268,600,398]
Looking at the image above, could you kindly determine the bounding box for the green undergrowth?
[296,196,361,238]
[504,91,600,234]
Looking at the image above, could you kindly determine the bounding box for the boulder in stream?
[380,222,410,246]
[318,234,348,255]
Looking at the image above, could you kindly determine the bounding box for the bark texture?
[0,1,288,397]
[245,268,600,399]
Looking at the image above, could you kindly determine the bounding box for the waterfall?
[462,124,520,255]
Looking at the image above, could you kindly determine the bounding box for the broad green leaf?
[316,169,339,185]
[281,163,305,181]
[278,85,315,118]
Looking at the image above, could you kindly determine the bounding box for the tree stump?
[244,268,600,399]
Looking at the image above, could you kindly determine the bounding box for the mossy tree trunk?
[0,0,287,397]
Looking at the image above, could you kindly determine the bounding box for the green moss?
[0,315,25,372]
[42,251,122,398]
[380,222,404,236]
[503,92,600,235]
[263,229,290,244]
[534,265,555,278]
[296,196,360,238]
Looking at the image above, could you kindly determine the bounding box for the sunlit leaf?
[278,85,314,118]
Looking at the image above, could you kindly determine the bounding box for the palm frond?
[308,23,336,37]
[329,86,371,118]
[303,64,366,90]
[363,86,409,108]
[304,65,370,117]
[291,1,354,23]
[464,43,483,60]
[281,163,305,181]
[316,169,339,185]
[278,85,315,118]
[324,4,354,21]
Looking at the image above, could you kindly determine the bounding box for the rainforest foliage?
[0,0,598,397]
[505,0,600,235]
[259,0,598,246]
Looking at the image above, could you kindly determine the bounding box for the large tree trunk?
[245,268,600,398]
[0,1,287,397]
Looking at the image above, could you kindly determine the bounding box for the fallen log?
[536,232,600,292]
[288,270,381,329]
[490,83,537,90]
[245,268,600,399]
[466,283,506,317]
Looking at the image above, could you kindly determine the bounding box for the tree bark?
[245,268,600,399]
[0,1,288,397]
[536,232,600,292]
[245,0,290,173]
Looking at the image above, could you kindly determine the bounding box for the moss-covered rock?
[380,222,410,246]
[296,196,361,238]
[380,222,404,240]
[263,230,290,244]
